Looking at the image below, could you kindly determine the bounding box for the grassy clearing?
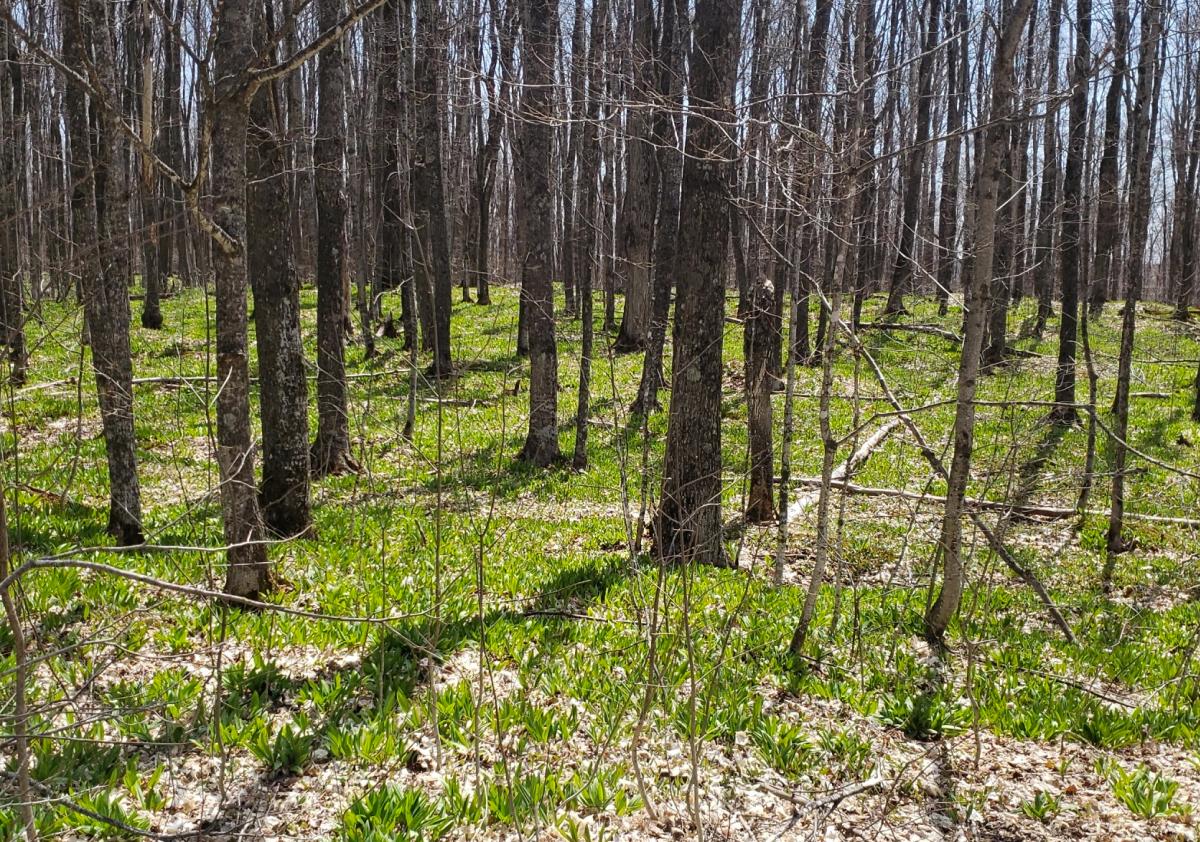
[2,284,1199,840]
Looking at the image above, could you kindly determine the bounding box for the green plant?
[249,716,313,777]
[1019,790,1061,822]
[1104,763,1189,820]
[66,789,150,839]
[122,761,167,812]
[878,691,968,740]
[816,726,873,780]
[752,715,813,779]
[340,785,451,841]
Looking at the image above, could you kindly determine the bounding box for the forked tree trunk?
[655,0,741,567]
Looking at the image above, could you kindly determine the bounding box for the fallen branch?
[845,326,1077,643]
[796,479,1200,529]
[857,322,962,342]
[786,420,900,522]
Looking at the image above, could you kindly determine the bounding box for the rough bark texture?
[209,0,272,597]
[655,0,741,567]
[0,16,27,385]
[744,277,775,523]
[311,0,357,476]
[1105,0,1163,581]
[613,0,658,353]
[926,0,1033,641]
[573,0,609,469]
[62,0,144,545]
[1088,0,1129,316]
[935,0,968,315]
[413,0,454,376]
[249,34,312,538]
[1052,0,1092,422]
[883,0,941,317]
[1033,0,1064,333]
[632,0,683,417]
[516,0,560,466]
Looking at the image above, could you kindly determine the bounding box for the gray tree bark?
[516,0,560,466]
[655,0,742,567]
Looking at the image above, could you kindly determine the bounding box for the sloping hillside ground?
[2,287,1199,841]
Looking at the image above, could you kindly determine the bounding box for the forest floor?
[2,285,1200,841]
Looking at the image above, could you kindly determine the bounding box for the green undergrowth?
[2,284,1199,838]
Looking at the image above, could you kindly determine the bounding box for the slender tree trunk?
[413,0,454,376]
[1033,0,1064,334]
[926,0,1034,641]
[631,0,683,416]
[1051,0,1092,423]
[1088,0,1129,318]
[1104,1,1164,584]
[0,18,27,385]
[613,0,657,353]
[935,0,968,316]
[883,0,941,317]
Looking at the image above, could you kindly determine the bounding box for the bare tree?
[516,0,560,466]
[655,0,741,567]
[249,3,312,537]
[61,0,143,545]
[926,0,1034,641]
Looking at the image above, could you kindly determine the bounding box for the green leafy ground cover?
[2,285,1199,840]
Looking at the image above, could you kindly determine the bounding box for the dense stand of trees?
[0,0,1198,619]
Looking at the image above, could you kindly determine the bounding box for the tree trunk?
[209,0,272,598]
[413,0,454,376]
[883,0,941,317]
[573,0,609,468]
[516,0,560,466]
[1051,0,1092,423]
[744,276,775,522]
[655,0,741,567]
[613,0,657,353]
[312,0,357,476]
[1104,0,1164,584]
[926,0,1034,641]
[249,15,312,538]
[0,18,27,385]
[1088,0,1129,318]
[631,0,683,416]
[61,0,144,545]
